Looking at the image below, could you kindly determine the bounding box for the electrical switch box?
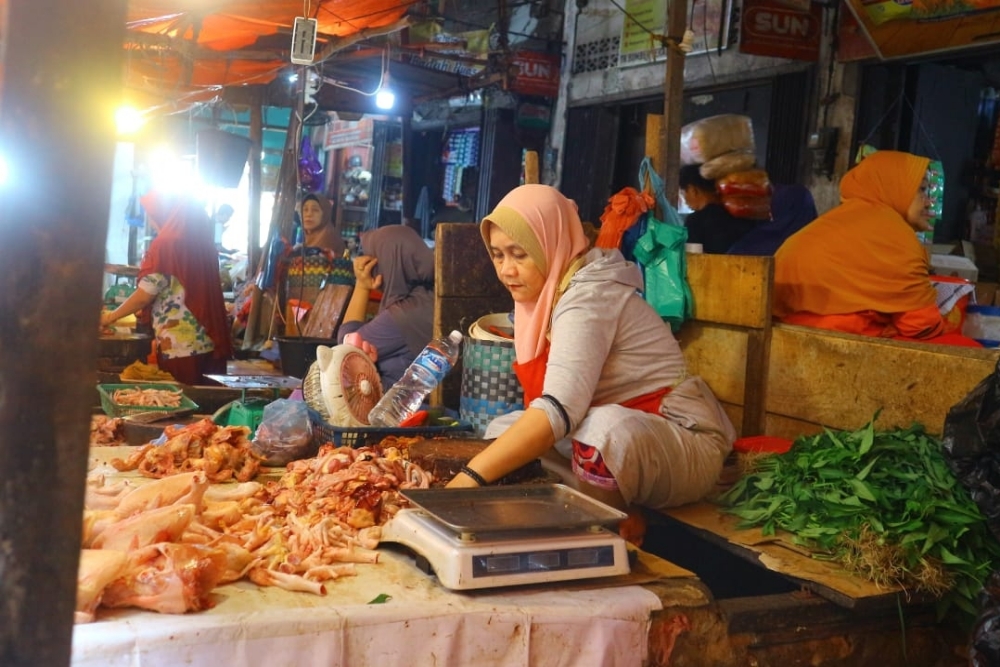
[808,128,839,179]
[291,17,318,65]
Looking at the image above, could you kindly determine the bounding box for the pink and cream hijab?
[480,184,590,365]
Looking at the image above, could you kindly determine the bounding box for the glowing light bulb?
[115,106,145,136]
[375,88,395,110]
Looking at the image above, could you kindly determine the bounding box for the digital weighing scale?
[381,485,631,590]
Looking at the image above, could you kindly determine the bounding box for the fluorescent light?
[375,88,395,110]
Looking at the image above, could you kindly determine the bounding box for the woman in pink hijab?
[445,185,735,545]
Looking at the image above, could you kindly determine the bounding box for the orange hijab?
[480,185,590,364]
[773,151,935,318]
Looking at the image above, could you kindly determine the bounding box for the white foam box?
[930,254,979,283]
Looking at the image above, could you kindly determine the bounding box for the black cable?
[703,0,717,85]
[317,0,425,29]
[607,0,658,39]
[434,13,554,42]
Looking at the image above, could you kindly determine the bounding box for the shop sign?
[511,51,561,98]
[739,0,823,62]
[836,6,878,63]
[323,118,373,151]
[773,0,811,10]
[619,0,667,66]
[618,0,731,67]
[516,102,552,130]
[844,0,1000,60]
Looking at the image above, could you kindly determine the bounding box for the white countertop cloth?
[72,548,662,667]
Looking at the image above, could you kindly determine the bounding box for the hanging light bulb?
[375,73,395,110]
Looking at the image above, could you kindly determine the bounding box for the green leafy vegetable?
[368,593,392,604]
[717,417,1000,615]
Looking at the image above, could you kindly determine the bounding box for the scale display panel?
[473,546,615,578]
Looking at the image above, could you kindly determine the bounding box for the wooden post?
[0,1,125,664]
[524,150,540,185]
[660,0,688,207]
[644,114,664,205]
[248,89,264,273]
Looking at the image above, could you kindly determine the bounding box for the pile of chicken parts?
[80,436,433,623]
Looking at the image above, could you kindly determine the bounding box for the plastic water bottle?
[367,330,464,427]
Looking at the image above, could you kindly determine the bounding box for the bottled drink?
[367,330,463,427]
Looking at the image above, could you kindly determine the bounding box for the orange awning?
[123,0,412,111]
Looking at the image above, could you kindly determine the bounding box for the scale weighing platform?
[381,485,631,590]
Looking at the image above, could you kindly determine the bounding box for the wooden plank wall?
[679,253,1000,439]
[433,223,513,408]
[433,242,999,439]
[678,254,774,437]
[766,323,999,438]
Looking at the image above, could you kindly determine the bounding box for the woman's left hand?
[352,255,382,292]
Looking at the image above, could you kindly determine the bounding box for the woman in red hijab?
[100,190,232,384]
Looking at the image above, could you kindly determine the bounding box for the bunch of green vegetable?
[717,418,1000,614]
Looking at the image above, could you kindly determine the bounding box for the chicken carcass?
[75,549,128,623]
[101,542,227,614]
[115,471,208,517]
[92,504,195,551]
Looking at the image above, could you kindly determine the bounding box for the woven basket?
[460,317,523,437]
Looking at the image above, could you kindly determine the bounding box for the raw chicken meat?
[76,549,127,623]
[92,504,195,551]
[101,542,227,614]
[115,471,209,517]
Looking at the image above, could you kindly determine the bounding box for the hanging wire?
[606,0,694,60]
[821,1,838,129]
[321,46,388,97]
[316,0,428,32]
[857,91,943,162]
[702,0,717,84]
[607,0,657,38]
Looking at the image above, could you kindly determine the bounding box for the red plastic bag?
[717,169,772,197]
[722,194,771,220]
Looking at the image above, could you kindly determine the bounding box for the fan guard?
[315,344,382,427]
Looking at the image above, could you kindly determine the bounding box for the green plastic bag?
[633,216,692,331]
[633,158,694,331]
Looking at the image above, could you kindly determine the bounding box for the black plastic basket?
[307,408,471,449]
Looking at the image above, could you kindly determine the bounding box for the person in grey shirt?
[446,185,735,546]
[337,225,434,388]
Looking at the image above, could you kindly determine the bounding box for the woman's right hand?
[352,255,383,292]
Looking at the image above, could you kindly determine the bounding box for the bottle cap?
[449,330,463,342]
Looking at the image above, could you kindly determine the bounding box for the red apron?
[513,343,671,417]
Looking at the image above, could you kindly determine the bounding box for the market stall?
[74,445,706,667]
[72,549,685,667]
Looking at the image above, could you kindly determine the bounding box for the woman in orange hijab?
[774,150,976,346]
